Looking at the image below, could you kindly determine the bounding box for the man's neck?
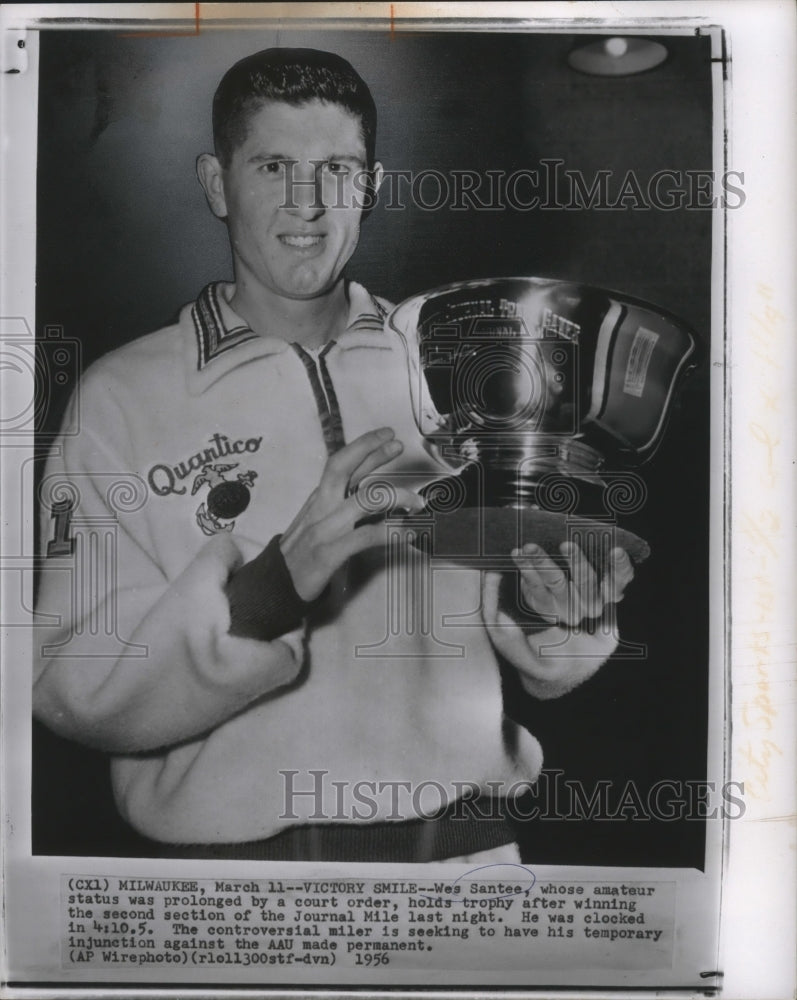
[229,278,350,349]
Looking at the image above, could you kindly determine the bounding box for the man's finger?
[320,427,397,494]
[514,555,560,619]
[514,544,569,593]
[563,541,602,619]
[322,520,391,570]
[351,485,426,522]
[513,544,578,620]
[348,439,406,493]
[318,487,425,539]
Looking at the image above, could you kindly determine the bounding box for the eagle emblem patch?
[192,463,258,535]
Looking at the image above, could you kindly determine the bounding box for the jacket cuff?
[225,534,309,641]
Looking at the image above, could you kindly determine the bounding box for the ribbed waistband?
[146,797,516,862]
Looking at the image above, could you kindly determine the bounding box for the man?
[34,48,634,862]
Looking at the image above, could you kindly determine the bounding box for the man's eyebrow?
[324,154,366,164]
[246,153,366,165]
[247,153,293,163]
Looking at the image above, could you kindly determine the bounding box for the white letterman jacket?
[34,280,599,847]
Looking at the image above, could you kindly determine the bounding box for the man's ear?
[196,153,228,219]
[360,161,385,218]
[371,161,385,197]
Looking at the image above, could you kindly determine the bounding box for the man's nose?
[284,163,327,220]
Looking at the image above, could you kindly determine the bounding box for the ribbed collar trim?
[183,280,392,395]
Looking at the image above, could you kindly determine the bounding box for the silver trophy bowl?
[388,277,699,573]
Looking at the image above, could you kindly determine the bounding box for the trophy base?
[406,505,650,572]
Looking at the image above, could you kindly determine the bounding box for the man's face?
[204,99,378,301]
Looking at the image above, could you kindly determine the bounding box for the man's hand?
[482,542,636,699]
[509,541,634,626]
[280,428,425,601]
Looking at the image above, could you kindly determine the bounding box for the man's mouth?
[279,235,324,248]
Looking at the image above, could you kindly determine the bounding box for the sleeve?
[506,621,619,700]
[33,371,306,755]
[481,573,618,700]
[225,534,310,641]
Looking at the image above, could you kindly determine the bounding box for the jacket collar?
[183,280,393,395]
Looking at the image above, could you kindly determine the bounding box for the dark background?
[34,28,713,865]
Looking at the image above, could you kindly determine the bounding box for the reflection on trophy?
[389,277,699,580]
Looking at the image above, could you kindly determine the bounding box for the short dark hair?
[212,47,377,169]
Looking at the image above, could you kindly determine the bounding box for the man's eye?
[325,162,349,175]
[261,161,283,174]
